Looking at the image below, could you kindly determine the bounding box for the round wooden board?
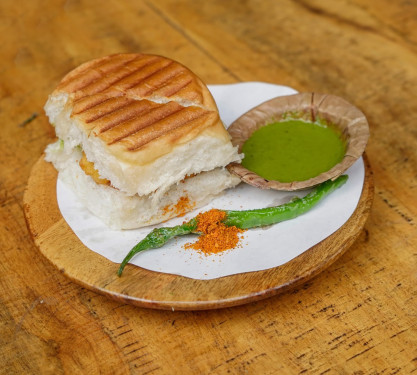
[23,155,373,311]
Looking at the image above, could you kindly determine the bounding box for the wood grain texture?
[2,0,417,373]
[23,155,373,311]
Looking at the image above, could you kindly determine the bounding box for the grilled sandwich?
[44,53,241,229]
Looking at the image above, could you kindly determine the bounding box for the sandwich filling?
[79,152,111,186]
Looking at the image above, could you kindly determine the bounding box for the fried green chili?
[117,175,348,276]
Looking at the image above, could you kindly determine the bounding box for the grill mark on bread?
[58,57,114,88]
[67,56,161,100]
[72,57,143,95]
[139,70,185,97]
[61,55,206,112]
[74,96,134,120]
[113,107,211,150]
[172,83,202,103]
[127,110,212,151]
[59,55,139,93]
[166,77,193,97]
[126,63,187,97]
[67,54,139,81]
[93,54,145,75]
[85,99,156,126]
[94,55,162,92]
[144,71,193,98]
[103,101,184,144]
[71,55,169,116]
[75,68,134,97]
[60,69,102,95]
[54,54,223,158]
[93,100,162,133]
[113,60,174,91]
[60,54,168,97]
[72,95,117,115]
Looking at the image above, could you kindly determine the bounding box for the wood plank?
[1,0,417,373]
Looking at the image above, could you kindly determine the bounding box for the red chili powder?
[184,209,245,255]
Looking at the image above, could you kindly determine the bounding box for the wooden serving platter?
[23,155,374,311]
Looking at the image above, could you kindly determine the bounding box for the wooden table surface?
[2,1,416,373]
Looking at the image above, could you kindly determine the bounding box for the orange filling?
[162,196,195,217]
[79,152,111,186]
[180,173,196,183]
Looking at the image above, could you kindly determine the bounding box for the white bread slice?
[44,54,241,197]
[45,141,240,230]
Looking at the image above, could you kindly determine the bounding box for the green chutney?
[241,119,346,182]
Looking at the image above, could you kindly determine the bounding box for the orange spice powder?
[184,209,245,255]
[162,196,195,217]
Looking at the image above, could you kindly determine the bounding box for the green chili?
[223,174,348,229]
[117,175,348,276]
[117,219,198,277]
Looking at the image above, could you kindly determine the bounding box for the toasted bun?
[45,53,241,196]
[45,142,240,230]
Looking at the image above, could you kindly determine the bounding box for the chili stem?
[117,175,348,276]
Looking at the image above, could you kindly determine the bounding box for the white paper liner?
[56,82,364,280]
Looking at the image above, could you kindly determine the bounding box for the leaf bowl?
[227,92,369,191]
